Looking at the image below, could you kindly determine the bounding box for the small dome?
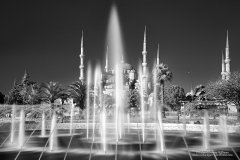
[119,62,133,70]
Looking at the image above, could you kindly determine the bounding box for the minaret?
[13,79,17,86]
[156,43,160,67]
[142,26,147,76]
[79,30,85,81]
[21,69,29,84]
[225,30,231,80]
[142,26,148,91]
[105,46,109,72]
[221,51,226,80]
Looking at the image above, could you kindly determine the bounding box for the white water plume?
[138,64,145,143]
[106,4,125,142]
[86,63,92,140]
[106,4,125,66]
[93,66,101,141]
[18,108,25,148]
[41,112,46,137]
[49,112,57,152]
[10,105,16,144]
[203,110,210,150]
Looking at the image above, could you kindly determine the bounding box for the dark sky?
[0,0,240,94]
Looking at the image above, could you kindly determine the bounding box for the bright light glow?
[41,112,46,137]
[10,105,16,144]
[93,66,101,142]
[49,112,57,152]
[138,65,145,143]
[18,109,25,148]
[101,110,106,153]
[86,64,91,140]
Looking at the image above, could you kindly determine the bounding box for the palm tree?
[153,63,173,110]
[39,81,64,121]
[39,81,63,104]
[67,80,86,110]
[27,83,42,105]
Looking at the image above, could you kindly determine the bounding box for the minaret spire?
[13,78,16,86]
[142,25,148,91]
[142,26,147,76]
[225,30,231,80]
[79,30,85,81]
[22,69,29,84]
[221,50,226,80]
[157,43,160,66]
[143,26,147,53]
[105,46,109,72]
[226,30,229,50]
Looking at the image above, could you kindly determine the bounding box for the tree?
[206,72,240,119]
[128,89,140,115]
[128,79,137,90]
[186,84,206,102]
[39,81,63,104]
[58,90,69,105]
[67,80,86,110]
[6,71,39,105]
[194,84,206,99]
[153,63,173,108]
[164,84,185,111]
[26,83,42,105]
[6,83,23,104]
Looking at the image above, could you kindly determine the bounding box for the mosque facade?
[78,29,231,101]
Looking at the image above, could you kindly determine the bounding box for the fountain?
[153,66,158,140]
[101,110,106,153]
[49,112,57,152]
[0,4,240,160]
[157,110,165,153]
[220,115,229,147]
[107,4,125,142]
[10,105,16,144]
[86,63,91,139]
[69,103,74,135]
[92,67,100,141]
[18,108,25,148]
[41,112,46,137]
[115,64,124,141]
[139,66,145,143]
[203,110,210,150]
[182,107,187,136]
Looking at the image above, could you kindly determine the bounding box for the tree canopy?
[164,84,185,111]
[206,72,240,109]
[67,80,86,110]
[6,72,39,105]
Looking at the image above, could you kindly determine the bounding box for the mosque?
[78,27,161,97]
[78,28,231,97]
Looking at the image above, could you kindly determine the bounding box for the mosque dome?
[119,62,133,70]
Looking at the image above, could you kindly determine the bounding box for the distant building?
[101,55,138,96]
[221,31,231,80]
[78,28,236,114]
